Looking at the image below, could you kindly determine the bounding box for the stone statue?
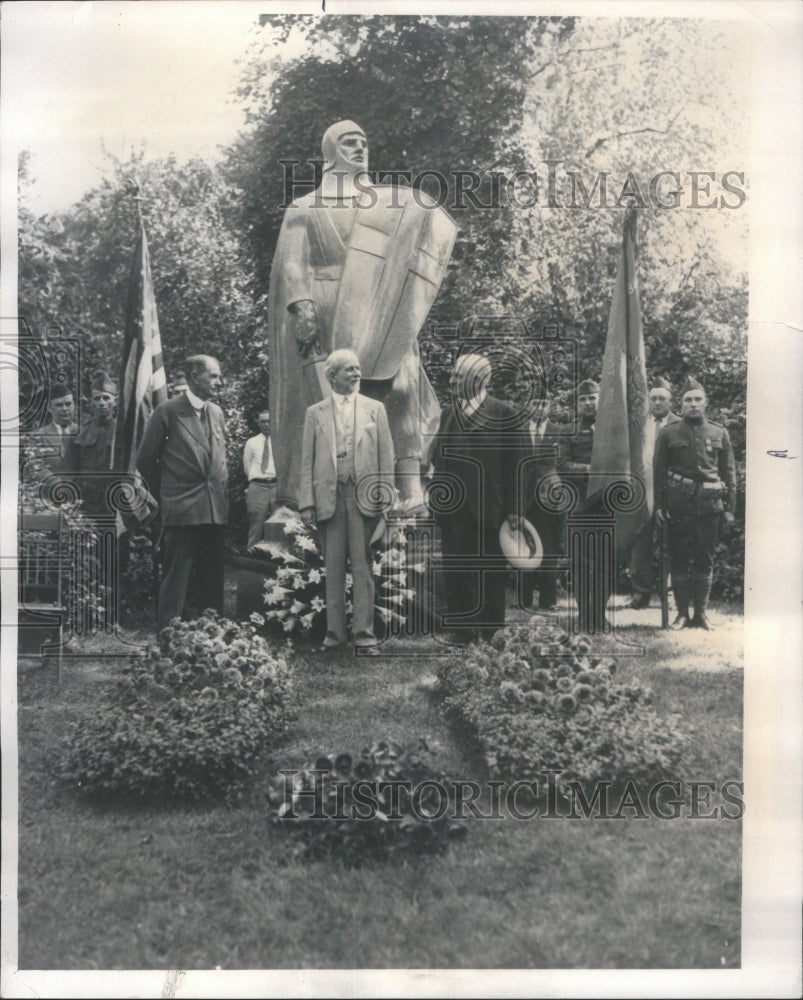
[268,120,457,510]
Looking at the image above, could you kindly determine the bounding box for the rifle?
[659,519,670,629]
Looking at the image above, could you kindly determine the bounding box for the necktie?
[260,435,272,474]
[201,405,211,442]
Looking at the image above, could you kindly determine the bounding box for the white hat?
[499,518,543,570]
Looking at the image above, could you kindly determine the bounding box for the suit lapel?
[354,393,368,449]
[318,399,338,469]
[177,396,211,455]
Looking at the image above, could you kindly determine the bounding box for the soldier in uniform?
[63,371,118,519]
[654,375,736,630]
[556,378,599,502]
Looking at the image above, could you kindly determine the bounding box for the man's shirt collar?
[185,387,205,411]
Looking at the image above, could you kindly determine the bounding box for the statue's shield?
[332,185,457,380]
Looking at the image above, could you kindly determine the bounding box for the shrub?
[435,624,689,795]
[266,738,467,865]
[62,612,296,801]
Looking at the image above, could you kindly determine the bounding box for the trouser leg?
[474,525,507,636]
[342,483,376,636]
[318,487,348,641]
[691,514,720,622]
[668,516,694,617]
[158,525,196,632]
[196,525,226,616]
[246,481,277,547]
[438,516,480,631]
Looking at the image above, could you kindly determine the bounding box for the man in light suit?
[137,355,229,634]
[34,384,78,471]
[627,376,681,609]
[299,349,395,650]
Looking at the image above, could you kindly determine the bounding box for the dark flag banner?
[114,218,165,528]
[587,209,652,555]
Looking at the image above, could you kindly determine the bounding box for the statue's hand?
[289,300,321,358]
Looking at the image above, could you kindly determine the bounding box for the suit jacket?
[299,392,395,521]
[136,394,228,527]
[430,395,527,532]
[33,421,78,471]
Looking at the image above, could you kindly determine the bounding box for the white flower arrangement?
[261,511,427,637]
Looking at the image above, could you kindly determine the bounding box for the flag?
[114,218,165,529]
[587,209,652,554]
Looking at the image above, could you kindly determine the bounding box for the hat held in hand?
[499,517,543,570]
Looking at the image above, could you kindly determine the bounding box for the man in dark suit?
[627,376,681,608]
[299,349,395,650]
[429,354,526,642]
[137,355,229,634]
[521,395,563,612]
[34,384,78,471]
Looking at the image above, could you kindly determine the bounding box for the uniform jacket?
[430,395,527,532]
[62,417,117,515]
[654,416,737,517]
[136,394,229,527]
[298,392,395,521]
[34,420,78,471]
[556,417,595,474]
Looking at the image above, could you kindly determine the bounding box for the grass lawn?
[15,598,743,970]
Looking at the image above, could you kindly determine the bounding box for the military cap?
[680,374,704,396]
[50,383,74,401]
[650,376,672,392]
[91,371,118,395]
[577,378,600,395]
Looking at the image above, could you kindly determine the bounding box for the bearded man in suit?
[299,348,395,650]
[429,353,526,643]
[137,354,229,634]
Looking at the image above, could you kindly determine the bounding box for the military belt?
[667,471,725,497]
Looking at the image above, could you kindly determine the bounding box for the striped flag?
[114,218,165,529]
[587,209,652,554]
[115,219,167,473]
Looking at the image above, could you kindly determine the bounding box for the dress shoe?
[670,614,692,630]
[321,632,345,650]
[628,594,650,610]
[354,631,379,648]
[691,614,715,631]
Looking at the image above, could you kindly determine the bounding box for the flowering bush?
[259,509,423,637]
[266,738,467,865]
[435,625,689,794]
[62,612,296,801]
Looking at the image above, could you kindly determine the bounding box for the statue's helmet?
[322,120,367,172]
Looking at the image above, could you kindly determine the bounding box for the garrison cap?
[681,375,704,396]
[91,371,117,395]
[577,378,600,396]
